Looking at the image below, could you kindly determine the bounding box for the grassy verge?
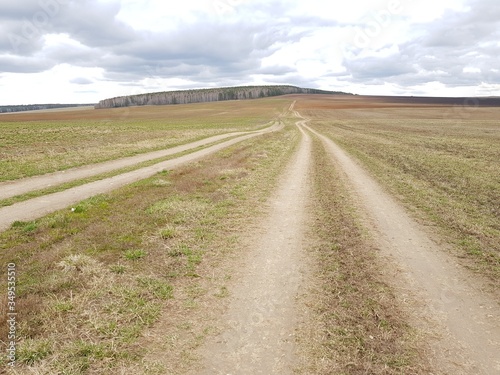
[297,135,430,374]
[0,119,299,374]
[0,98,289,181]
[306,109,499,286]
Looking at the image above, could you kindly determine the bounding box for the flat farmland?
[0,98,287,181]
[296,95,500,283]
[1,95,499,374]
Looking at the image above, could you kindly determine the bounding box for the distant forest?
[95,85,351,109]
[0,104,94,114]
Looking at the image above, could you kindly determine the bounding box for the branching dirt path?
[301,117,500,374]
[4,102,499,373]
[0,122,282,232]
[0,125,277,201]
[191,112,312,374]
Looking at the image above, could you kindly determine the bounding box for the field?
[296,96,500,283]
[0,99,286,181]
[0,95,499,374]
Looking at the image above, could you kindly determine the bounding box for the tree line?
[0,104,93,114]
[94,85,350,109]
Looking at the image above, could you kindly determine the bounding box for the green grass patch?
[124,249,147,260]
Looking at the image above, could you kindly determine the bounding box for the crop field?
[0,133,298,372]
[296,96,500,284]
[1,95,499,374]
[0,98,288,181]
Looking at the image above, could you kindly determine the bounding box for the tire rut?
[302,118,500,374]
[0,122,282,232]
[0,124,280,201]
[191,110,312,374]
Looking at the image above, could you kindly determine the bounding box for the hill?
[94,85,351,109]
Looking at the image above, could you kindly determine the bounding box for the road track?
[192,105,312,374]
[300,112,500,375]
[0,122,282,232]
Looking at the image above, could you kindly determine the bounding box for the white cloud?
[0,0,498,104]
[463,67,481,73]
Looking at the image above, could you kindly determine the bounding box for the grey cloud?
[0,0,49,19]
[0,54,52,73]
[344,55,416,81]
[0,0,132,56]
[0,19,47,55]
[0,0,306,85]
[54,1,137,47]
[423,6,500,48]
[0,0,73,55]
[1,0,497,97]
[342,0,500,90]
[257,65,295,75]
[94,14,302,83]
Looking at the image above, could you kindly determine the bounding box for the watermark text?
[6,263,17,367]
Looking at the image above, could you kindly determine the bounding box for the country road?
[0,121,282,232]
[300,114,500,375]
[190,108,500,374]
[2,103,499,374]
[0,125,278,201]
[192,111,312,374]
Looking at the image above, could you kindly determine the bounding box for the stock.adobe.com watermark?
[353,0,404,49]
[6,263,17,367]
[212,0,246,15]
[8,0,69,53]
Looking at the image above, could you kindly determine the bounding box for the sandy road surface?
[0,127,272,201]
[302,117,500,375]
[192,111,311,374]
[0,122,282,232]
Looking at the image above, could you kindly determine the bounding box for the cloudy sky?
[0,0,499,104]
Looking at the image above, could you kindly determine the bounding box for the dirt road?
[3,104,499,373]
[192,112,312,374]
[302,117,500,374]
[192,109,499,374]
[0,126,276,201]
[0,122,281,232]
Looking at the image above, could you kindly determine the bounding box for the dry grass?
[298,98,500,286]
[0,98,289,182]
[0,132,244,208]
[0,115,299,373]
[296,134,430,374]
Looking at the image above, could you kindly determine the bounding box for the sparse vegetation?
[296,135,429,374]
[299,101,500,285]
[1,95,498,373]
[0,111,299,373]
[0,98,288,181]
